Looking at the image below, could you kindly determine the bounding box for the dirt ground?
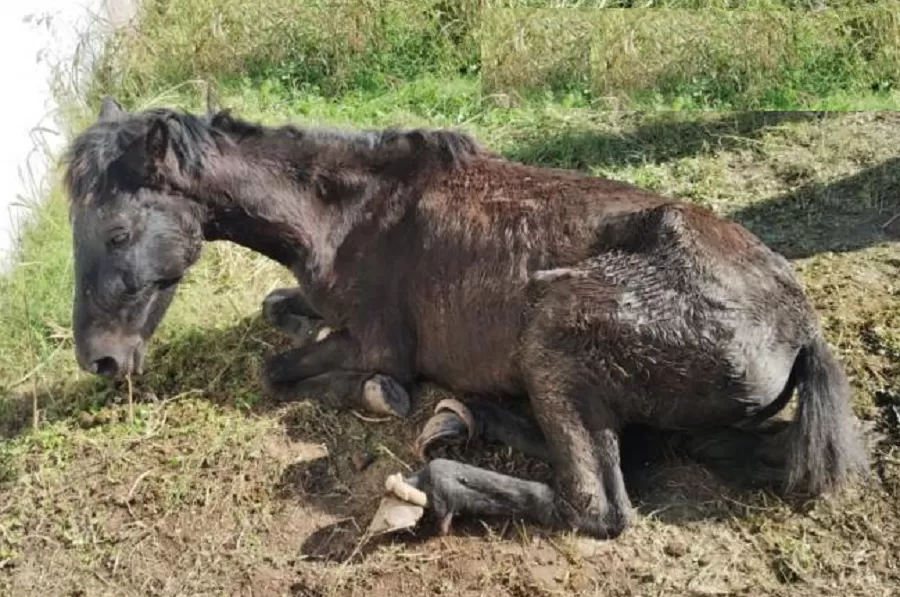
[1,111,899,597]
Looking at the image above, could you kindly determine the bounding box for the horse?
[63,96,867,539]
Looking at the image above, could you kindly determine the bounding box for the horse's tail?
[785,334,868,494]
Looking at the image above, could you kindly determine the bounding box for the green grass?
[90,0,481,103]
[481,6,900,109]
[2,0,900,595]
[90,0,900,110]
[3,74,900,597]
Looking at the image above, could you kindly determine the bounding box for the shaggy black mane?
[209,109,486,168]
[64,105,486,207]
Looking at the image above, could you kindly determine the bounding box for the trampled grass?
[1,1,899,595]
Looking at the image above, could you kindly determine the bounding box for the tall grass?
[89,0,900,109]
[89,0,481,103]
[482,6,900,108]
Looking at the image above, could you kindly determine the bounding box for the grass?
[89,0,900,110]
[2,0,900,595]
[481,5,900,109]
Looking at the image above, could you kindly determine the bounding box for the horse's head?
[65,97,207,377]
[63,95,477,377]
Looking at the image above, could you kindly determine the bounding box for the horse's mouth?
[90,339,146,379]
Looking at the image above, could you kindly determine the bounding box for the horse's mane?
[63,105,487,208]
[209,109,487,169]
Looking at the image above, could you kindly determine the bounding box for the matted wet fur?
[63,97,868,539]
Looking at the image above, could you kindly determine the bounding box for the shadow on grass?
[732,156,900,259]
[505,110,899,259]
[0,314,288,440]
[503,111,824,171]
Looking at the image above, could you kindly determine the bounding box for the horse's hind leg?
[525,371,632,538]
[395,458,558,535]
[262,286,328,345]
[392,403,629,538]
[392,373,632,538]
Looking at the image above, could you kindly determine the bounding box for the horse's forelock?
[64,109,217,207]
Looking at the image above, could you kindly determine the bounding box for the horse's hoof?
[362,374,411,418]
[413,398,475,461]
[261,288,292,325]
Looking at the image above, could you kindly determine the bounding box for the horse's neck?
[194,167,356,278]
[199,200,304,268]
[192,133,394,282]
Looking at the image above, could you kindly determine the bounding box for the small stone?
[664,539,689,558]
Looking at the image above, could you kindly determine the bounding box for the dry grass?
[1,104,898,596]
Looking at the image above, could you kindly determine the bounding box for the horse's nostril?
[93,356,120,377]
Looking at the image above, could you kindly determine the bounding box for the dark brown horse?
[64,97,867,539]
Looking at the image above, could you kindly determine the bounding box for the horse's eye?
[109,231,130,248]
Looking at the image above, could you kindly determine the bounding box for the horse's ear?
[119,117,170,179]
[98,96,123,122]
[145,118,170,168]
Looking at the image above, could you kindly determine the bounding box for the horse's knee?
[553,455,633,539]
[555,486,632,539]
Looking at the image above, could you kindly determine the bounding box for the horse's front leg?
[264,369,411,418]
[262,286,328,346]
[261,329,411,418]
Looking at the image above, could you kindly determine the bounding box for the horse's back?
[402,159,813,415]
